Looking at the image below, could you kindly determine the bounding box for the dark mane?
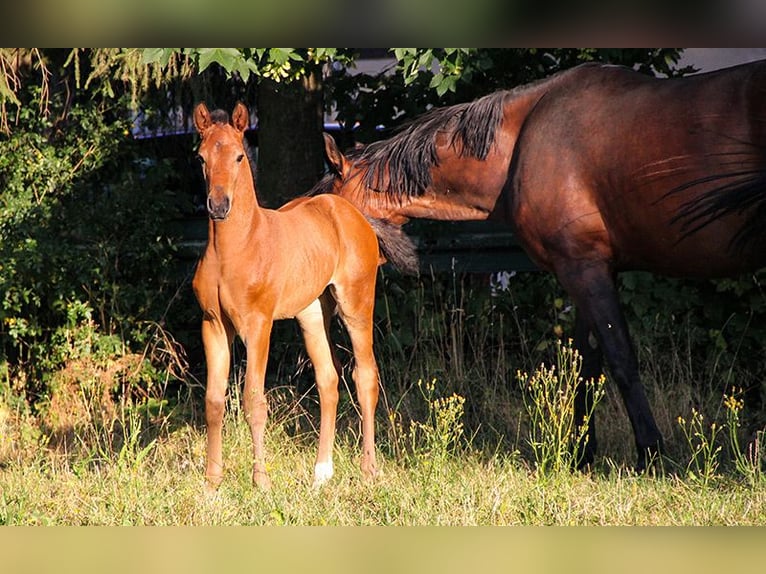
[311,67,590,201]
[346,89,512,200]
[308,173,336,197]
[210,109,230,124]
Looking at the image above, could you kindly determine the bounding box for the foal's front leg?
[201,313,234,492]
[242,316,274,489]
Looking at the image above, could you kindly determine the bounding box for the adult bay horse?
[192,102,415,490]
[317,60,766,470]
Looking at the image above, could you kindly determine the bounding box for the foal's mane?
[209,109,230,125]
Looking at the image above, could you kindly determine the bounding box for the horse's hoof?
[204,474,223,495]
[312,461,335,489]
[361,462,381,483]
[253,469,272,490]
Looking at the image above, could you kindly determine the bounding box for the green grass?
[1,374,765,526]
[1,417,765,525]
[1,272,765,525]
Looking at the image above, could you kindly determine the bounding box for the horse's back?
[509,60,766,276]
[278,193,380,271]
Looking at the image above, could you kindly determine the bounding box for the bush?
[0,86,191,417]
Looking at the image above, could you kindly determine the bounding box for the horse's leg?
[556,261,663,470]
[241,316,274,489]
[201,313,234,491]
[573,310,603,469]
[296,295,342,487]
[333,281,380,481]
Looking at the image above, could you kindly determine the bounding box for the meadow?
[1,270,765,525]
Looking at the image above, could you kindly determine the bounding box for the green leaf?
[197,48,243,74]
[141,48,173,66]
[435,75,457,97]
[233,59,260,82]
[269,48,300,66]
[429,72,444,89]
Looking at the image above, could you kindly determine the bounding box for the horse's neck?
[210,183,265,254]
[501,80,555,135]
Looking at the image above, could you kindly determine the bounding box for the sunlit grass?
[2,379,766,525]
[1,272,765,525]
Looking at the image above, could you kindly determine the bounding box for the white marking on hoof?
[313,461,334,488]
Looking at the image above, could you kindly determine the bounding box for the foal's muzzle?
[207,195,231,220]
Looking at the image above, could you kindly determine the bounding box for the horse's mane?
[324,63,595,201]
[310,66,601,201]
[309,173,336,197]
[209,109,230,125]
[338,89,510,200]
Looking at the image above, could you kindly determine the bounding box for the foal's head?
[193,102,252,221]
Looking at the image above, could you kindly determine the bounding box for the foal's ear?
[232,102,249,133]
[193,103,211,134]
[323,132,345,176]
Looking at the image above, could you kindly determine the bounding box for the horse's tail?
[671,168,766,253]
[365,217,420,275]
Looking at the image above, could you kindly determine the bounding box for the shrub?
[0,85,191,421]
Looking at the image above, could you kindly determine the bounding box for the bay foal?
[192,102,382,489]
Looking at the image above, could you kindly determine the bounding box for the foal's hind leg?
[296,295,342,487]
[557,261,663,471]
[333,280,380,481]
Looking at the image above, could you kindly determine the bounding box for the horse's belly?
[614,227,764,278]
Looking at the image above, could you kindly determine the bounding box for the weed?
[407,378,466,466]
[677,409,723,487]
[519,339,606,476]
[723,388,764,485]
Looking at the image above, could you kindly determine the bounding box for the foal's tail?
[365,217,420,275]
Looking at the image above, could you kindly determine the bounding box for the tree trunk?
[255,67,325,208]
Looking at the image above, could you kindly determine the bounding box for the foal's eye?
[196,154,205,165]
[236,154,245,163]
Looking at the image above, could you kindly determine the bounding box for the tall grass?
[1,270,765,525]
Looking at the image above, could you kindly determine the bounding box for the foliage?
[393,48,491,96]
[0,71,190,409]
[2,377,766,525]
[619,270,766,416]
[677,408,724,487]
[403,378,466,464]
[675,386,765,488]
[142,48,353,84]
[0,49,50,134]
[724,388,764,485]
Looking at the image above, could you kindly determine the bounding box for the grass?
[2,407,765,525]
[1,271,765,525]
[2,364,765,525]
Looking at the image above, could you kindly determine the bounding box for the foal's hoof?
[312,461,335,489]
[361,463,381,483]
[204,474,223,496]
[253,469,272,490]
